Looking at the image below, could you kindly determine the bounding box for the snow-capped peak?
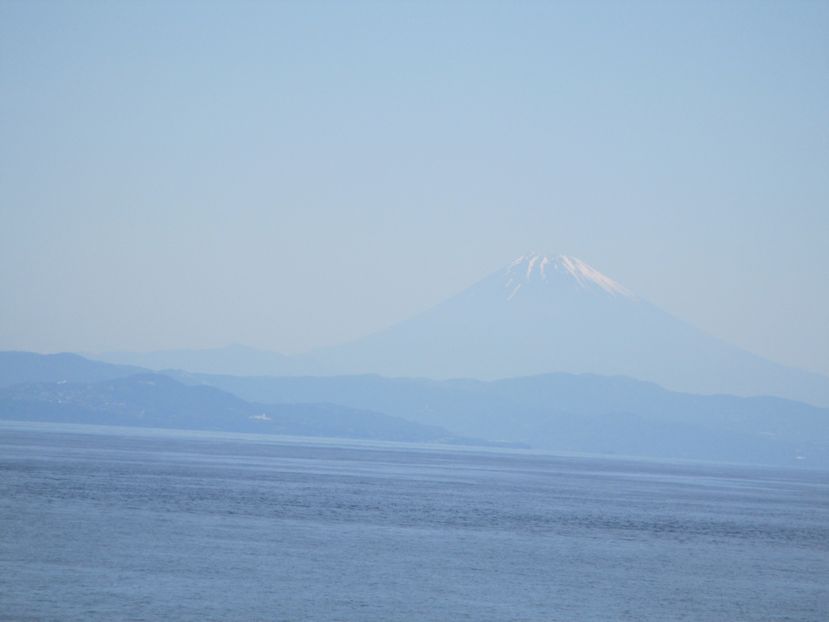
[505,253,634,298]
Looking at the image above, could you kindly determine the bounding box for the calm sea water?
[1,421,827,622]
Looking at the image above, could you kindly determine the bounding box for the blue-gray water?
[1,422,828,621]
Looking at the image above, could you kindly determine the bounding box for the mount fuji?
[309,253,829,406]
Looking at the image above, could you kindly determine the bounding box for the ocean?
[1,421,827,621]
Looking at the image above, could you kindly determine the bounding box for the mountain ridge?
[0,371,483,445]
[167,368,829,467]
[3,351,828,466]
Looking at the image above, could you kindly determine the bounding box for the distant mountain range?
[171,369,829,468]
[0,353,474,445]
[3,351,828,467]
[0,351,145,387]
[93,254,829,407]
[93,344,321,377]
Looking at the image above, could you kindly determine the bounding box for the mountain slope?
[308,254,829,406]
[0,372,465,443]
[174,370,829,467]
[3,352,828,465]
[0,351,145,388]
[93,344,326,377]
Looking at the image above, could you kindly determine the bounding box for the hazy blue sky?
[1,1,828,374]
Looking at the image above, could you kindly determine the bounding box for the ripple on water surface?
[1,423,828,621]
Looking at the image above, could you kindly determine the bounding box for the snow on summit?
[505,254,634,299]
